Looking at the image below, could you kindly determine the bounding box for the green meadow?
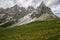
[0,18,60,40]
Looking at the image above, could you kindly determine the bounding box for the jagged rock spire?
[39,1,46,8]
[36,1,46,11]
[35,1,57,19]
[40,1,44,6]
[41,1,45,4]
[27,6,35,13]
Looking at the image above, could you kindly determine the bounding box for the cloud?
[17,0,32,7]
[31,0,60,10]
[0,0,60,15]
[31,0,44,8]
[0,0,15,8]
[46,0,60,11]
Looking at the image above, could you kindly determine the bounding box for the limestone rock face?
[0,2,58,27]
[27,6,35,13]
[30,2,57,20]
[0,4,27,27]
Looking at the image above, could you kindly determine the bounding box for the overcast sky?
[0,0,60,11]
[0,0,60,16]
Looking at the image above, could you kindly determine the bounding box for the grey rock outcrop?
[0,4,27,27]
[0,2,58,27]
[30,2,57,20]
[27,6,35,13]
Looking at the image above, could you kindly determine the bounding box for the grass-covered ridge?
[0,18,60,40]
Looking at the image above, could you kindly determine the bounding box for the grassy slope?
[0,18,60,40]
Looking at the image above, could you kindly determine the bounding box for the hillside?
[0,18,60,40]
[0,2,58,27]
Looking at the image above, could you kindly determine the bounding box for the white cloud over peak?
[0,0,15,8]
[0,0,60,15]
[16,0,33,7]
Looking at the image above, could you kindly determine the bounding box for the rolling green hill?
[0,18,60,40]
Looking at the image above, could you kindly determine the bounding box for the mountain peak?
[27,6,35,13]
[40,1,44,5]
[36,1,46,11]
[32,1,57,20]
[39,1,46,8]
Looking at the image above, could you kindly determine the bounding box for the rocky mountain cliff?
[0,5,28,27]
[0,2,58,27]
[27,6,35,13]
[30,2,57,20]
